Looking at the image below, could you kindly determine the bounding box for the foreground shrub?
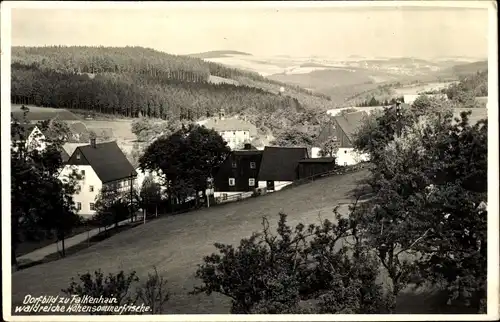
[62,267,170,314]
[191,210,388,313]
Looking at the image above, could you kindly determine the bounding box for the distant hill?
[11,46,335,139]
[188,50,253,59]
[268,67,398,90]
[443,60,488,77]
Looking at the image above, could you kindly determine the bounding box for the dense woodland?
[11,46,334,136]
[445,70,488,100]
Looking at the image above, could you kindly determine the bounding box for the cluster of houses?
[12,102,372,219]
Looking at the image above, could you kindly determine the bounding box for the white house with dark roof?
[58,139,137,218]
[315,111,370,166]
[200,109,257,150]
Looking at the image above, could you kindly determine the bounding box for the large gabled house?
[314,111,370,166]
[213,143,263,200]
[58,139,137,219]
[257,146,308,192]
[201,109,258,150]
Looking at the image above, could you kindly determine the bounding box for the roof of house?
[203,117,258,136]
[60,149,71,163]
[299,157,335,163]
[236,143,259,151]
[258,146,308,181]
[62,143,89,156]
[233,150,263,156]
[73,141,136,183]
[333,111,369,143]
[11,123,37,141]
[315,118,337,146]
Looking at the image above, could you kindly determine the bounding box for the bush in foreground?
[62,267,170,314]
[191,211,388,314]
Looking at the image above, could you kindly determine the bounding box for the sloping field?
[11,105,82,121]
[11,168,466,314]
[393,82,457,96]
[82,120,136,141]
[12,170,369,314]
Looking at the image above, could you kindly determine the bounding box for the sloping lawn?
[11,168,456,314]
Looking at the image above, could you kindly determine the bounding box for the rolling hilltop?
[11,47,487,141]
[188,50,253,59]
[11,46,336,138]
[190,51,487,106]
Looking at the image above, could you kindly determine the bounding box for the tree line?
[12,46,330,99]
[11,51,331,136]
[357,96,405,107]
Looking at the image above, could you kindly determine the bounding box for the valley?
[10,46,488,163]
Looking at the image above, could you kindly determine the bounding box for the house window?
[76,153,81,160]
[232,161,237,168]
[76,185,81,193]
[249,178,255,186]
[222,193,228,200]
[76,202,81,210]
[81,170,85,176]
[90,203,96,211]
[89,185,94,192]
[250,162,256,169]
[344,150,347,154]
[229,178,235,186]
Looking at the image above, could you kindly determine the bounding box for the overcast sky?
[10,4,489,59]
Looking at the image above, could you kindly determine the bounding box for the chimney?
[90,138,97,148]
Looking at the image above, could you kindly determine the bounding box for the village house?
[58,139,137,219]
[12,122,73,164]
[213,143,263,201]
[314,111,370,166]
[201,108,258,150]
[11,123,48,152]
[257,146,308,192]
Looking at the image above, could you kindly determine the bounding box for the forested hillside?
[11,46,334,135]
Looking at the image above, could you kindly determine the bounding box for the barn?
[298,157,337,179]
